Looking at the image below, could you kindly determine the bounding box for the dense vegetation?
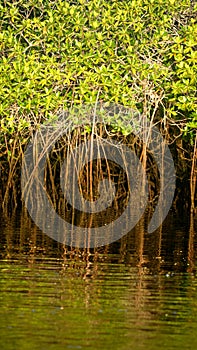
[0,0,197,209]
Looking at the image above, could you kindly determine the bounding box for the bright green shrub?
[0,0,197,141]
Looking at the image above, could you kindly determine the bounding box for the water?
[0,209,197,350]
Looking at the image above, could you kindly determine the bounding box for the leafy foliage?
[0,0,197,140]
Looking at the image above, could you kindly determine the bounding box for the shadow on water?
[0,207,196,274]
[0,208,197,350]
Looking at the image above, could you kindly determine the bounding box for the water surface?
[0,209,196,350]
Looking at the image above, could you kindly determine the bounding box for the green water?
[0,210,197,350]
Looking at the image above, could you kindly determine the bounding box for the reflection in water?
[0,209,197,350]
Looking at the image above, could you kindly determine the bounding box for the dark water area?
[0,208,197,350]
